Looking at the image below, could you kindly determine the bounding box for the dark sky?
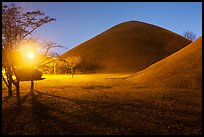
[3,2,202,55]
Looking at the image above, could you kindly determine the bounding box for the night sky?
[3,2,202,54]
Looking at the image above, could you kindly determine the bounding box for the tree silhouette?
[37,39,65,74]
[183,31,197,42]
[62,56,81,77]
[2,3,55,107]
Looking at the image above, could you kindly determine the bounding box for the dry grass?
[2,73,202,135]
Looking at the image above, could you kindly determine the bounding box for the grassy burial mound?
[61,20,190,73]
[130,37,202,90]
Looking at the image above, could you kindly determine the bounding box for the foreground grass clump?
[2,74,202,135]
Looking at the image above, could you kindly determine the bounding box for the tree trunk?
[71,67,73,77]
[15,80,22,108]
[12,67,22,108]
[8,75,13,96]
[31,80,34,98]
[7,68,13,96]
[54,65,56,74]
[2,74,9,88]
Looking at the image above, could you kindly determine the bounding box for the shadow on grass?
[2,89,16,104]
[30,93,79,134]
[0,90,154,135]
[3,89,201,135]
[29,90,119,134]
[30,90,148,135]
[83,85,112,90]
[33,90,202,135]
[2,88,32,104]
[2,106,21,134]
[2,91,33,134]
[2,96,12,103]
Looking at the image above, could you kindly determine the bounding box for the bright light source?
[28,52,35,59]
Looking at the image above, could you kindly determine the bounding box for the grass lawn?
[2,74,202,135]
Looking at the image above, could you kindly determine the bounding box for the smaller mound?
[130,37,202,90]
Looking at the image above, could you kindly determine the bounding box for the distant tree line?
[40,55,81,77]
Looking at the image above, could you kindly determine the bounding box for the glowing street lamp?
[28,52,35,59]
[25,51,36,66]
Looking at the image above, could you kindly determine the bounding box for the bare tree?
[2,3,55,107]
[62,56,81,77]
[38,40,65,66]
[183,31,197,42]
[36,40,66,74]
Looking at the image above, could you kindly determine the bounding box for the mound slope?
[130,37,202,89]
[62,20,191,73]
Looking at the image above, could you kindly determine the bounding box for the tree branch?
[2,74,9,88]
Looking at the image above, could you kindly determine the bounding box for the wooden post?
[31,80,34,96]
